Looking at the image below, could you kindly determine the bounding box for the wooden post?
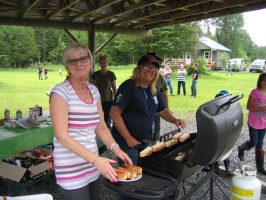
[88,24,95,82]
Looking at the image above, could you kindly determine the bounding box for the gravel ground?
[1,115,266,200]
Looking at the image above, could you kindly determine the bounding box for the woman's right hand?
[93,156,119,183]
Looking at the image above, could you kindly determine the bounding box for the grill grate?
[164,142,194,160]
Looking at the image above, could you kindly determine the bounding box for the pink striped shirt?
[51,80,101,190]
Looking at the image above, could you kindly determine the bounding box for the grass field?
[0,66,261,123]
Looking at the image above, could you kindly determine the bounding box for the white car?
[228,58,246,71]
[249,59,266,73]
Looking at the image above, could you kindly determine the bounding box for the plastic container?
[16,109,22,119]
[2,194,53,199]
[230,165,261,200]
[4,108,10,120]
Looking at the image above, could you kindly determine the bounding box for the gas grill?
[103,93,244,199]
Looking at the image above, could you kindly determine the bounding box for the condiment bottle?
[16,109,22,119]
[38,106,43,116]
[35,105,43,116]
[4,108,10,120]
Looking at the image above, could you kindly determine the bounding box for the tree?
[219,52,229,69]
[213,14,245,58]
[140,23,198,59]
[0,26,39,68]
[48,37,66,64]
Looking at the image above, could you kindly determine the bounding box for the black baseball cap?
[137,54,160,68]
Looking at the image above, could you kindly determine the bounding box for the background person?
[191,63,199,97]
[215,90,233,176]
[238,72,266,175]
[226,61,233,75]
[50,43,132,200]
[110,53,186,166]
[180,90,233,176]
[159,64,165,76]
[177,64,186,96]
[149,53,169,146]
[91,55,117,129]
[163,62,175,96]
[38,64,43,80]
[44,67,48,80]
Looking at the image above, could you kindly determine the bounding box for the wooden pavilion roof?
[0,0,266,37]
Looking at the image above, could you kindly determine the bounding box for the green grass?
[0,67,260,123]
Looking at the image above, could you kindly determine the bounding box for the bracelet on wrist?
[110,143,119,152]
[92,154,98,166]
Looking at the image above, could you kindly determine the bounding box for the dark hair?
[257,72,266,89]
[193,63,198,67]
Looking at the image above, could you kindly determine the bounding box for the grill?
[103,93,244,199]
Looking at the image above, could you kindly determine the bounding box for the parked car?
[228,58,246,71]
[249,59,266,72]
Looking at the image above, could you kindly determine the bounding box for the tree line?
[0,13,266,68]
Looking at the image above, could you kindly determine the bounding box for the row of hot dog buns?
[139,132,190,157]
[113,164,142,180]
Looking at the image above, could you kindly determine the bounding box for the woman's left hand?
[112,146,133,165]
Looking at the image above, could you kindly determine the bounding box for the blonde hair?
[132,65,159,95]
[62,43,93,70]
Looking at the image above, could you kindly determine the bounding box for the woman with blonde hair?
[50,43,132,200]
[110,52,187,166]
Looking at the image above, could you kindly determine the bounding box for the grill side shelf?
[101,167,178,200]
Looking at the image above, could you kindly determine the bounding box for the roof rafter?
[134,0,263,28]
[69,0,122,22]
[47,0,79,19]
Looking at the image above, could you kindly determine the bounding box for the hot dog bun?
[117,166,137,179]
[139,146,153,157]
[172,132,183,140]
[164,139,178,147]
[174,153,186,161]
[179,133,190,142]
[122,164,142,175]
[151,142,165,152]
[113,168,128,180]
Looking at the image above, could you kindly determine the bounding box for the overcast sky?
[243,8,266,47]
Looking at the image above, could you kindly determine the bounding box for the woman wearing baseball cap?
[110,52,187,166]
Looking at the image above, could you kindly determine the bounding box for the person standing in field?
[177,64,186,96]
[38,64,43,80]
[91,55,117,129]
[159,64,165,76]
[226,61,233,75]
[190,63,198,97]
[59,67,62,75]
[44,68,48,80]
[163,62,175,96]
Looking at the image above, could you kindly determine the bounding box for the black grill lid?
[188,94,244,166]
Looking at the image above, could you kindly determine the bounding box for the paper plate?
[118,174,142,182]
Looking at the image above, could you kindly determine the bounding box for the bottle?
[38,106,43,116]
[4,108,10,120]
[35,105,43,116]
[16,109,22,119]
